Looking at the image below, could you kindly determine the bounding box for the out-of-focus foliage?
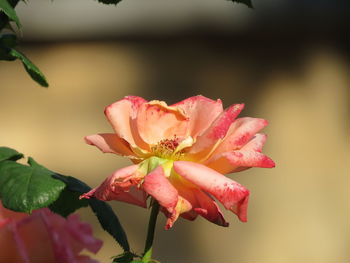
[0,0,21,28]
[0,147,130,255]
[97,0,122,5]
[54,173,131,253]
[0,0,48,86]
[230,0,252,8]
[0,0,252,87]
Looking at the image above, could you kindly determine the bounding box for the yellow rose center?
[150,136,194,161]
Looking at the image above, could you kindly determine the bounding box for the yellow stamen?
[151,136,194,160]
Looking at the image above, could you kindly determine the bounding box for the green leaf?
[0,33,17,47]
[49,174,89,217]
[0,34,16,60]
[97,0,122,5]
[53,173,91,193]
[49,187,89,217]
[9,49,49,87]
[0,147,23,162]
[54,174,130,252]
[0,36,50,87]
[0,0,21,27]
[229,0,253,8]
[112,251,138,263]
[0,46,15,60]
[90,198,131,251]
[0,157,65,213]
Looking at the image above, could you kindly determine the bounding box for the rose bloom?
[82,95,275,229]
[0,201,102,263]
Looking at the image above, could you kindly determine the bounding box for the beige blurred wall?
[0,41,349,263]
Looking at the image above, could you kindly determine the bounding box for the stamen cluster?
[151,137,184,160]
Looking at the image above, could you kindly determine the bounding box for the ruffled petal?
[65,213,103,254]
[104,96,148,150]
[172,95,223,138]
[173,161,249,222]
[143,166,178,216]
[210,117,268,157]
[85,133,138,158]
[0,203,102,263]
[39,209,102,262]
[81,165,147,208]
[241,133,267,152]
[169,174,228,227]
[187,104,244,161]
[13,213,54,263]
[0,222,28,263]
[207,150,275,174]
[192,190,229,227]
[136,100,189,145]
[164,196,192,230]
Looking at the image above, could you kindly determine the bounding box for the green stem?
[142,200,160,263]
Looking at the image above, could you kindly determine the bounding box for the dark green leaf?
[90,198,130,251]
[0,147,23,162]
[53,173,91,193]
[229,0,253,8]
[0,0,21,27]
[112,251,138,263]
[0,157,65,213]
[49,174,89,217]
[0,33,17,47]
[49,187,89,217]
[0,48,15,60]
[97,0,122,5]
[9,49,49,87]
[54,174,130,252]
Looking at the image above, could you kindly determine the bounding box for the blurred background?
[1,0,350,262]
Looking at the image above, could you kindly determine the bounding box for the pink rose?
[82,95,275,229]
[0,201,102,263]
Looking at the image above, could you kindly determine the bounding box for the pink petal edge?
[80,165,147,208]
[143,166,178,216]
[174,161,250,222]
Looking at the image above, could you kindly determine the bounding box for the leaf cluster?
[230,0,253,8]
[0,147,130,254]
[0,0,48,86]
[0,0,252,87]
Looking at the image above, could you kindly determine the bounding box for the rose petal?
[65,213,103,254]
[81,165,147,208]
[210,117,268,157]
[193,190,229,227]
[85,133,138,158]
[173,161,250,222]
[0,203,102,263]
[164,196,192,230]
[169,174,228,227]
[143,165,178,215]
[172,95,223,138]
[188,104,244,161]
[207,150,275,174]
[241,133,267,152]
[104,96,148,150]
[39,210,80,262]
[136,100,189,145]
[0,223,26,262]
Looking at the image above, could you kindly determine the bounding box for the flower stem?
[142,200,160,263]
